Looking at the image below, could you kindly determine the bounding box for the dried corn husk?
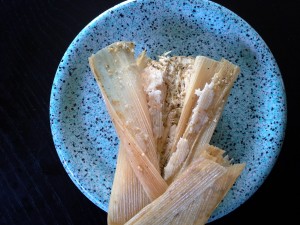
[89,42,158,166]
[107,143,150,225]
[125,144,245,225]
[170,57,219,155]
[165,58,240,182]
[89,42,167,225]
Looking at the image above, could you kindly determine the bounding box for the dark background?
[0,0,298,224]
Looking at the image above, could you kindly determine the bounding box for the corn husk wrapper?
[107,143,150,225]
[109,100,168,200]
[164,58,240,182]
[169,57,219,154]
[89,42,167,225]
[125,144,245,225]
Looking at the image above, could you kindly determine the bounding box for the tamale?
[89,41,245,225]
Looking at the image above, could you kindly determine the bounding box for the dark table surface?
[1,0,298,224]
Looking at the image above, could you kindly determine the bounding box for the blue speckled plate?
[50,0,287,222]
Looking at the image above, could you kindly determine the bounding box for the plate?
[49,0,287,222]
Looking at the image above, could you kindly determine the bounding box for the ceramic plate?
[50,0,287,222]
